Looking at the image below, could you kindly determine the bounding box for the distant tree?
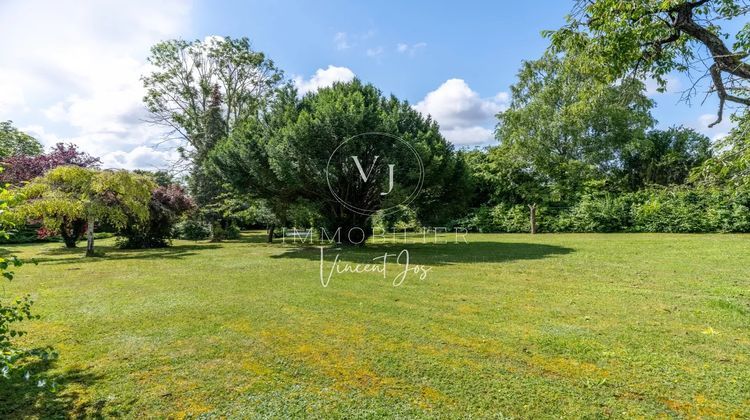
[0,143,100,186]
[549,0,750,127]
[17,167,153,256]
[133,169,176,187]
[693,110,750,190]
[0,121,42,158]
[496,53,655,205]
[142,37,282,183]
[117,184,195,248]
[621,127,712,190]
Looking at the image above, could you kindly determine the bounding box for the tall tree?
[211,80,468,243]
[0,121,43,158]
[495,53,655,205]
[142,37,282,169]
[549,0,750,126]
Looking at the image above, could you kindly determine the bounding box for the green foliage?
[0,121,43,158]
[693,111,750,190]
[495,52,654,206]
[556,194,632,232]
[210,223,241,241]
[117,185,195,249]
[212,80,469,242]
[16,166,154,255]
[620,127,711,191]
[175,219,211,240]
[132,170,176,187]
[548,0,750,126]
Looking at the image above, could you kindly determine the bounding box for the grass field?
[1,232,749,418]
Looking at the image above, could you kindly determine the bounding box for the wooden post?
[528,203,537,235]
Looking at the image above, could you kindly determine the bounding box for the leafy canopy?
[0,121,42,158]
[211,80,469,239]
[495,52,655,204]
[548,0,750,126]
[17,166,154,232]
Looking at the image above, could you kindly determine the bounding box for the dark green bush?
[175,219,211,240]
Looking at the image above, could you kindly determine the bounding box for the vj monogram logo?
[350,156,395,196]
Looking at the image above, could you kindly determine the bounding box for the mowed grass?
[1,232,749,418]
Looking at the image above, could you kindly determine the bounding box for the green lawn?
[2,232,749,418]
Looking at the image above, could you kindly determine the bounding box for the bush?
[556,194,631,232]
[117,185,195,248]
[631,187,714,232]
[210,224,241,241]
[461,186,750,233]
[175,219,211,240]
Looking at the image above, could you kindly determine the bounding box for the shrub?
[491,204,531,232]
[175,219,211,240]
[210,224,241,241]
[557,194,631,232]
[117,185,195,248]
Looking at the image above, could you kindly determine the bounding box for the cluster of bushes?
[461,186,750,233]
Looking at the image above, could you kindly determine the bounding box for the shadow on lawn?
[31,243,221,265]
[0,358,107,419]
[271,240,573,266]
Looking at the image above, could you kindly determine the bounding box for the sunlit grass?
[1,232,749,417]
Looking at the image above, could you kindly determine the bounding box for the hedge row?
[461,187,750,233]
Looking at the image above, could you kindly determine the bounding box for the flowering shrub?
[117,185,195,248]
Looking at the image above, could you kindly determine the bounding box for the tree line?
[1,0,748,250]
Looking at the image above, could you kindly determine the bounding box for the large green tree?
[495,53,655,205]
[620,127,712,190]
[142,37,283,202]
[0,121,43,158]
[549,0,750,127]
[17,167,153,256]
[211,80,469,243]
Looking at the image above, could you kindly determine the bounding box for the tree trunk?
[529,204,537,235]
[60,225,77,248]
[85,218,95,257]
[266,224,275,243]
[60,217,85,248]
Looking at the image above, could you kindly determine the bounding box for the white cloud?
[0,0,192,170]
[101,146,180,170]
[692,113,736,142]
[366,46,384,57]
[414,79,508,145]
[293,65,356,95]
[333,32,350,50]
[395,42,426,56]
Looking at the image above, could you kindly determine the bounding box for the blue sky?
[0,0,737,169]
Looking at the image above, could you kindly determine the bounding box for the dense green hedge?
[461,187,750,233]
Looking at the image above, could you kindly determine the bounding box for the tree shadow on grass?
[270,240,573,266]
[0,358,106,419]
[30,243,221,266]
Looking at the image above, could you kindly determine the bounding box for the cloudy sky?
[0,0,739,170]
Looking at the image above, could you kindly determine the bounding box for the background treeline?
[3,0,750,245]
